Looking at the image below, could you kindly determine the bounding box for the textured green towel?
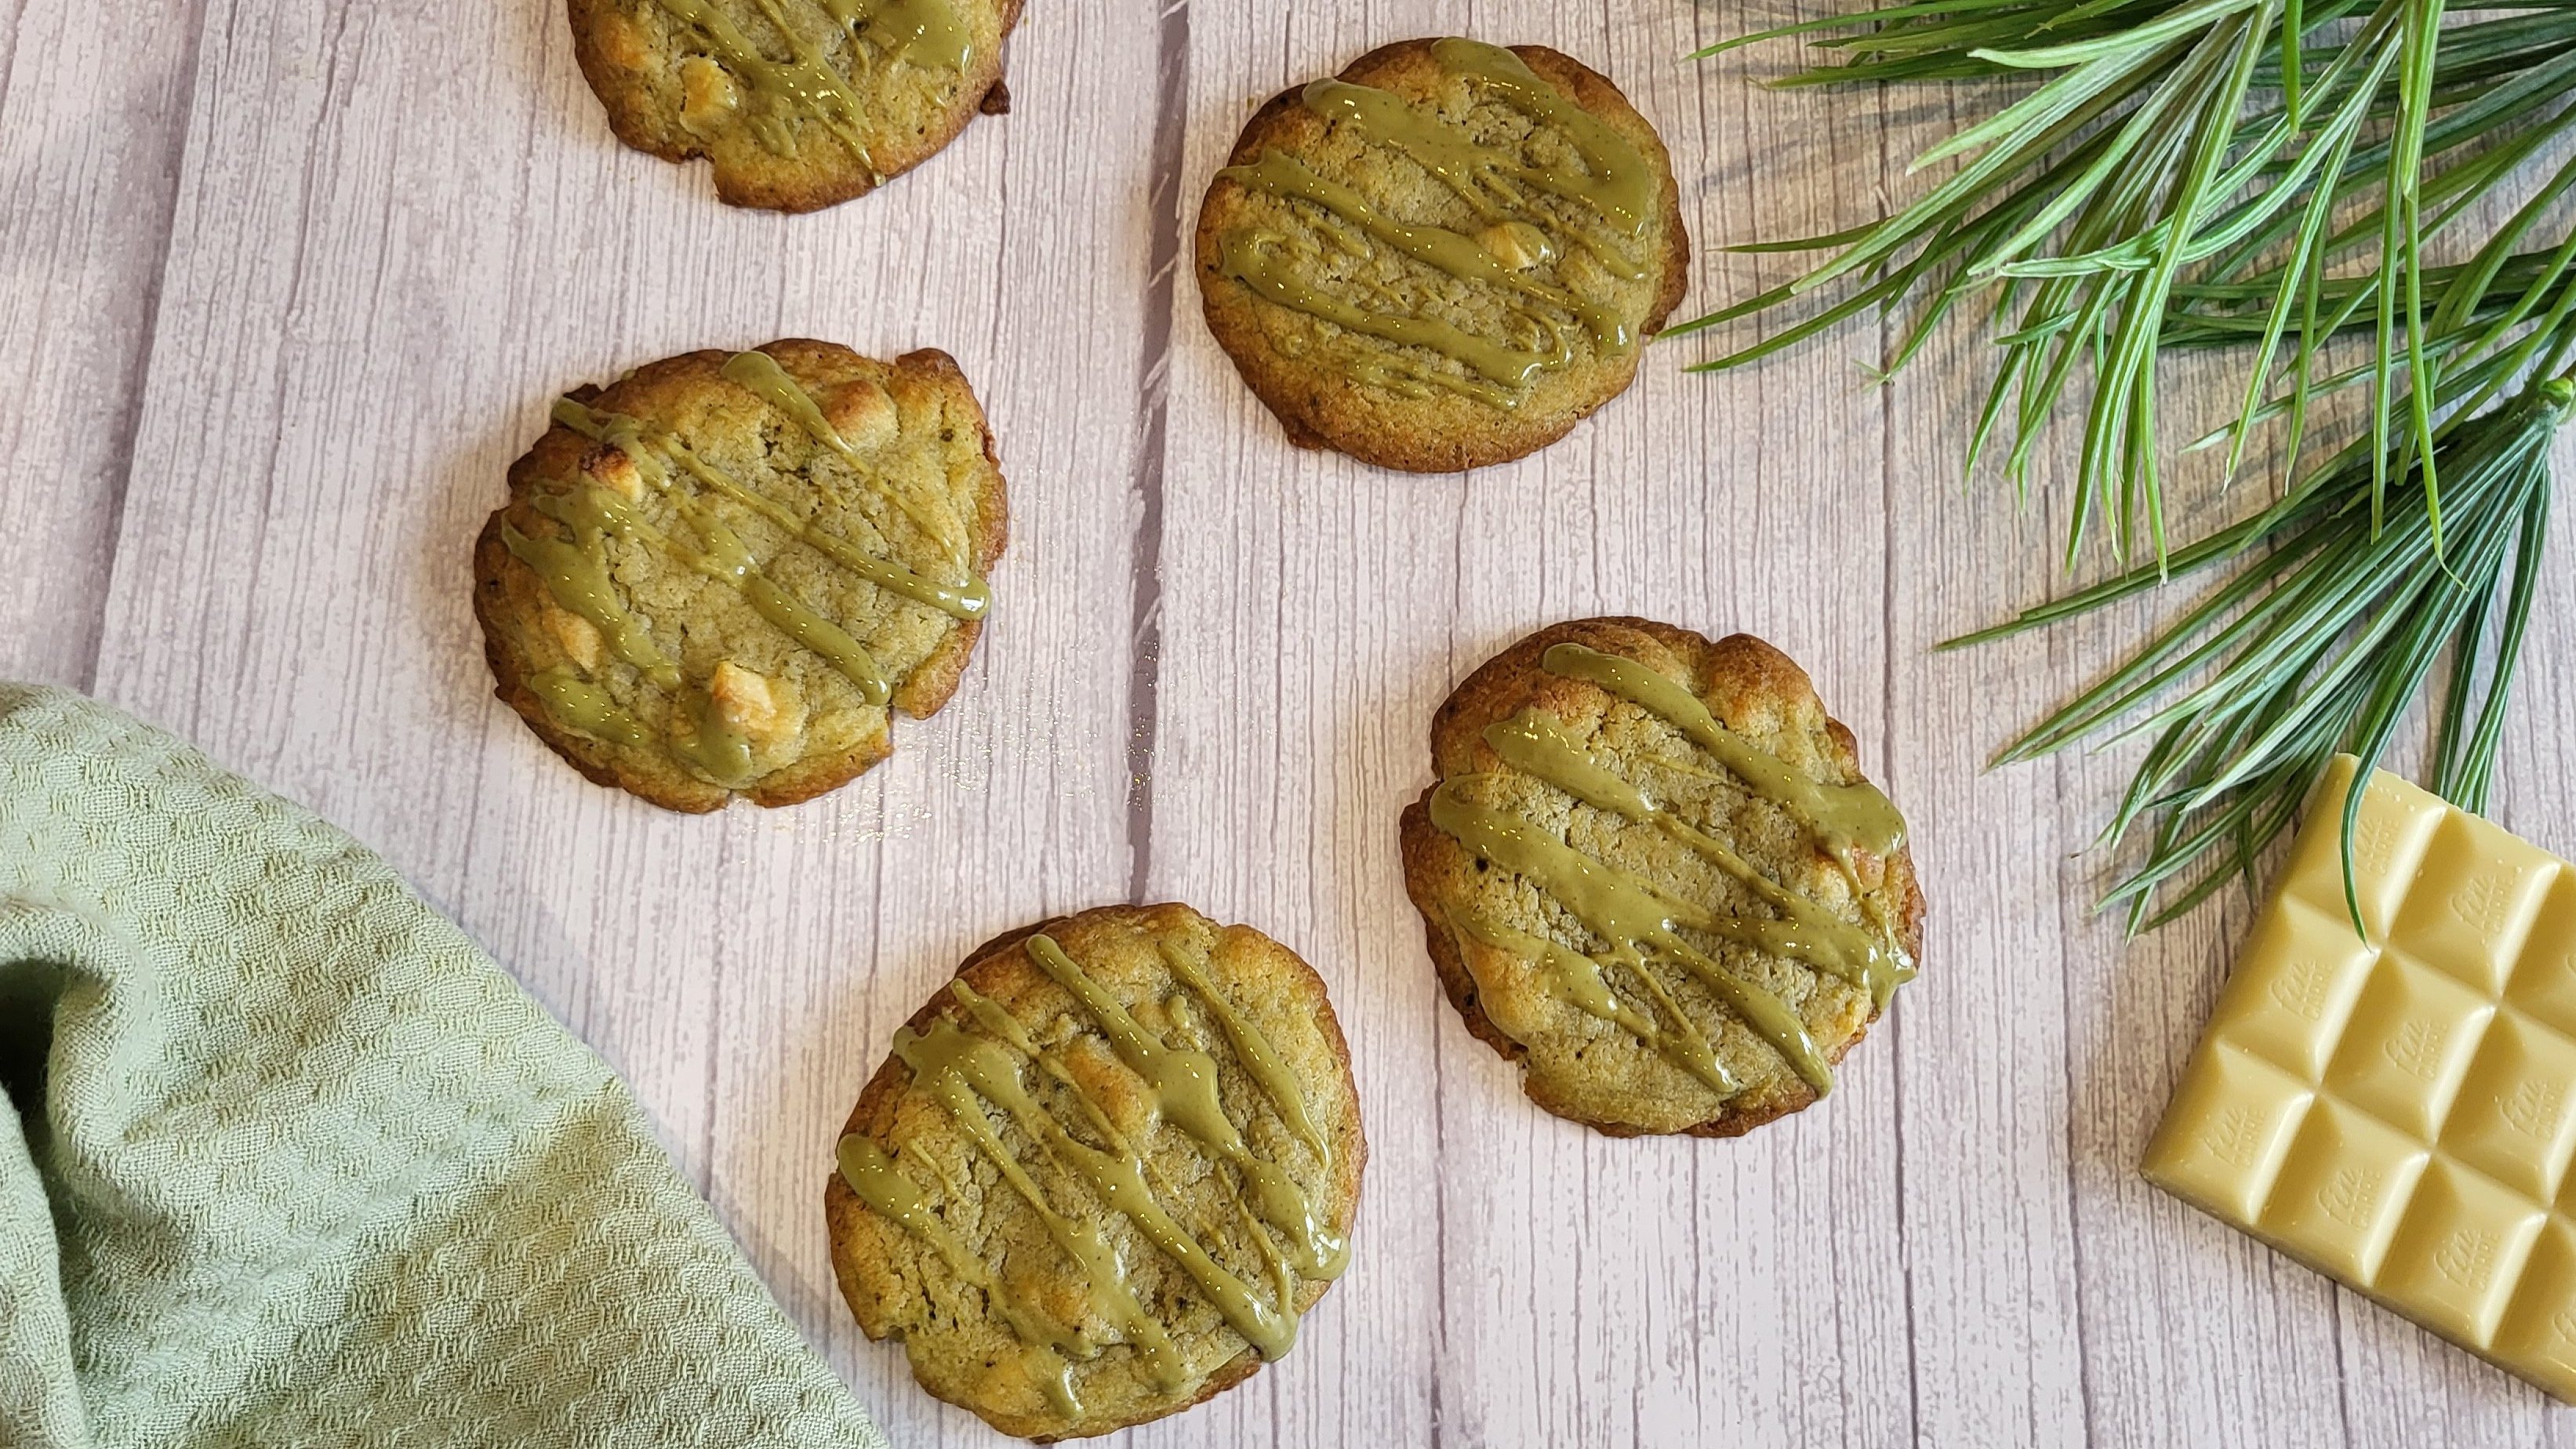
[0,686,888,1448]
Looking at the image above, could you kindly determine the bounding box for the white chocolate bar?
[2142,755,2576,1400]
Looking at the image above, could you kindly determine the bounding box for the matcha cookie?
[569,0,1019,212]
[1194,38,1689,472]
[474,340,1006,812]
[1400,619,1925,1137]
[827,903,1365,1441]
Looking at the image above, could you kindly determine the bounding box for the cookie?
[827,904,1365,1441]
[1399,618,1925,1137]
[1194,38,1689,472]
[473,339,1007,812]
[569,0,1020,212]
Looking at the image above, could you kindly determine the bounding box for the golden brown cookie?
[827,903,1366,1441]
[1194,38,1689,472]
[474,339,1006,812]
[1400,618,1925,1137]
[569,0,1021,212]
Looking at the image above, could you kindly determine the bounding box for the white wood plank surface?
[13,0,2576,1443]
[0,0,201,686]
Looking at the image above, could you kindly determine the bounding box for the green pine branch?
[1690,0,2576,928]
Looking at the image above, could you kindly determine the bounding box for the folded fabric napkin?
[0,686,887,1448]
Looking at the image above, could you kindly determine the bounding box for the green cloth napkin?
[0,685,888,1448]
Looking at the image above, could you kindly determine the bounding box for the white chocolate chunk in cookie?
[679,56,739,133]
[1477,222,1556,272]
[546,604,605,672]
[824,380,901,453]
[584,449,646,501]
[710,660,802,744]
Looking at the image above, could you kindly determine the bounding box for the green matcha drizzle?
[506,382,994,785]
[524,667,655,747]
[1216,231,1568,403]
[656,0,878,168]
[818,0,972,71]
[499,525,680,688]
[1213,38,1658,411]
[1428,648,1917,1101]
[834,1133,1091,1415]
[1218,150,1631,354]
[1431,780,1836,1095]
[1025,934,1349,1280]
[1540,643,1908,870]
[554,396,986,620]
[654,0,972,168]
[717,349,970,565]
[1444,906,1735,1097]
[528,470,891,704]
[1157,940,1330,1164]
[838,931,1344,1405]
[1481,709,1909,1004]
[1422,38,1657,238]
[670,682,758,785]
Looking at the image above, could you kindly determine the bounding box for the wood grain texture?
[0,0,203,685]
[14,0,2576,1441]
[75,0,1149,1441]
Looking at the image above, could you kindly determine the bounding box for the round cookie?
[569,0,1021,212]
[1398,618,1926,1137]
[827,903,1366,1441]
[1194,38,1689,472]
[474,339,1007,812]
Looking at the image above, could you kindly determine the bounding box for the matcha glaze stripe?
[652,0,973,171]
[500,349,987,788]
[833,1133,1096,1414]
[837,932,1345,1418]
[1431,644,1914,1099]
[1539,643,1905,870]
[718,349,972,566]
[1215,38,1657,412]
[554,376,989,622]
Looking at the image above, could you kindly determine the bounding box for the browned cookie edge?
[823,902,1368,1440]
[566,0,1025,212]
[1194,40,1691,473]
[472,340,1005,812]
[1398,616,1925,1137]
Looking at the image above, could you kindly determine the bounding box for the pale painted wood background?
[9,0,2576,1440]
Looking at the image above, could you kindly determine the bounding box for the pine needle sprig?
[1680,0,2576,567]
[1692,0,2576,931]
[1944,370,2569,932]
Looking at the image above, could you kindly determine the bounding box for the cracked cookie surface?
[1196,38,1688,471]
[570,0,1020,211]
[827,903,1365,1441]
[474,339,1006,812]
[1401,618,1926,1136]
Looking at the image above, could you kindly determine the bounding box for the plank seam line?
[1682,1,1718,1429]
[1877,76,1926,1449]
[203,0,360,740]
[700,820,736,1198]
[74,0,218,692]
[1432,478,1471,1449]
[0,0,27,149]
[1122,0,1190,902]
[2057,754,2102,1446]
[2331,1285,2356,1445]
